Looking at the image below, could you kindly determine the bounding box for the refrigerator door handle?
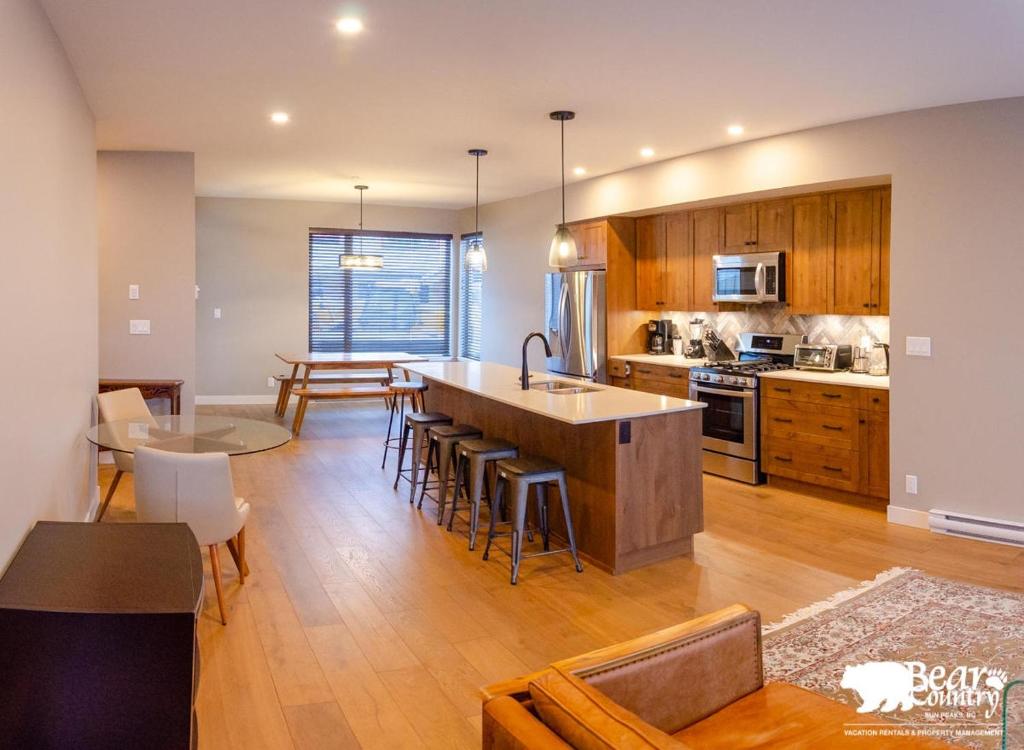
[559,279,571,356]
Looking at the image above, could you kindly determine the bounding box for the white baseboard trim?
[886,504,930,529]
[86,484,100,522]
[196,395,279,405]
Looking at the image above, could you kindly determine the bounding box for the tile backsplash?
[656,305,889,350]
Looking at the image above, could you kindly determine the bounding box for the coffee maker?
[646,319,672,355]
[684,318,705,359]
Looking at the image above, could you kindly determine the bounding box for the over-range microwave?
[712,251,785,304]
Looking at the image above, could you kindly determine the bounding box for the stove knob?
[714,375,724,384]
[701,374,710,381]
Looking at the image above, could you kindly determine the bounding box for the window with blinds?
[459,233,483,360]
[308,229,453,355]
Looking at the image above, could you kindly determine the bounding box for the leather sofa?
[480,604,953,749]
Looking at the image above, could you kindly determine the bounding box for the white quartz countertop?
[758,369,889,390]
[403,361,705,425]
[609,354,706,367]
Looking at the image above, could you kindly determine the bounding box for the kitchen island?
[402,360,706,574]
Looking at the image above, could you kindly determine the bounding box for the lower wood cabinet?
[760,380,889,498]
[607,359,690,399]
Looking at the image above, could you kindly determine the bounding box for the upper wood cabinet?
[635,215,666,309]
[664,212,692,310]
[567,219,608,267]
[691,207,722,310]
[790,195,831,314]
[831,188,887,315]
[754,200,793,252]
[722,204,756,253]
[876,188,891,315]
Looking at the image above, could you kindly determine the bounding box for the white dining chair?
[95,387,158,521]
[134,446,250,625]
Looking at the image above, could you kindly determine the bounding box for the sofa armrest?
[482,695,574,750]
[553,604,763,734]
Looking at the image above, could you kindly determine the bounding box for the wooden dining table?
[273,351,428,417]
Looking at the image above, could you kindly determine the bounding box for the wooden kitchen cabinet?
[760,380,889,499]
[790,194,831,314]
[754,199,793,252]
[831,188,887,315]
[610,359,690,398]
[722,203,756,253]
[664,211,693,309]
[876,188,891,315]
[691,207,722,310]
[567,219,608,267]
[635,215,666,309]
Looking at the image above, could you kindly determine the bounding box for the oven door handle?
[693,385,755,399]
[754,262,766,300]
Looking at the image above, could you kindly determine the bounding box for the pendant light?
[548,110,579,267]
[465,148,488,271]
[339,184,384,270]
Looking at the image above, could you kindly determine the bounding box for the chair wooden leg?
[292,396,309,436]
[225,529,247,584]
[209,544,227,625]
[238,526,248,578]
[96,469,124,522]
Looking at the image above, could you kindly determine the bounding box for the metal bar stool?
[483,456,584,585]
[395,412,453,503]
[380,380,427,469]
[417,424,482,524]
[447,438,518,550]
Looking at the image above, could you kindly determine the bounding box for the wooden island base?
[423,379,704,574]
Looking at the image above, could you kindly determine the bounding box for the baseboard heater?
[928,508,1024,548]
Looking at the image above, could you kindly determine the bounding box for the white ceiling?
[42,0,1024,209]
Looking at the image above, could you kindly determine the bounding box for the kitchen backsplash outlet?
[655,306,889,351]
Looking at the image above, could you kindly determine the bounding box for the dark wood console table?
[99,378,184,414]
[0,522,203,748]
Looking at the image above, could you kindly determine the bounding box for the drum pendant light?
[465,149,488,271]
[547,110,579,267]
[339,185,384,270]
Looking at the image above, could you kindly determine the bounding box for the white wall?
[98,151,197,414]
[471,97,1024,524]
[0,0,97,564]
[196,197,461,397]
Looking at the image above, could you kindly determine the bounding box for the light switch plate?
[906,336,931,357]
[905,474,918,495]
[128,284,140,300]
[214,307,222,319]
[267,376,276,388]
[129,319,151,335]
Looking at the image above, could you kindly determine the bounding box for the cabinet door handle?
[821,393,842,399]
[637,368,652,374]
[772,387,792,394]
[773,417,793,424]
[669,372,683,379]
[822,465,843,473]
[821,424,844,431]
[863,303,871,308]
[773,455,793,463]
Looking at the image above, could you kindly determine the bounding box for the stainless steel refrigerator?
[544,270,606,382]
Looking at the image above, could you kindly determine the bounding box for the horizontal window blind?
[309,228,453,355]
[459,233,483,360]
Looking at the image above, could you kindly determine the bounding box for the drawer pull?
[821,424,844,431]
[772,387,792,393]
[822,465,843,473]
[669,372,683,379]
[772,417,793,424]
[822,393,842,400]
[637,368,652,374]
[773,455,793,463]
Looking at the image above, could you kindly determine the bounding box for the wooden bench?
[275,372,390,416]
[291,385,392,436]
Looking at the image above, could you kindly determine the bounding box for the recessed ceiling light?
[727,124,744,136]
[640,147,654,158]
[335,17,364,34]
[270,112,290,124]
[573,167,587,176]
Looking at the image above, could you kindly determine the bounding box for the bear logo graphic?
[840,662,916,713]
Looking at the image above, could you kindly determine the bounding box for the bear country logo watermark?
[841,661,1009,721]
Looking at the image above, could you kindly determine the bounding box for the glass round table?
[87,415,292,456]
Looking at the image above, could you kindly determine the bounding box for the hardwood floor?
[97,401,1024,750]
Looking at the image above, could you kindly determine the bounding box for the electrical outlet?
[129,319,151,335]
[214,307,222,319]
[905,474,918,495]
[267,376,275,388]
[128,284,140,300]
[906,336,931,357]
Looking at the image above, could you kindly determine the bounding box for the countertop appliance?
[793,343,854,371]
[712,251,784,303]
[545,270,606,382]
[646,319,672,355]
[868,342,890,376]
[685,318,705,359]
[689,332,806,484]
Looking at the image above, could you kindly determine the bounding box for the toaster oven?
[793,344,854,371]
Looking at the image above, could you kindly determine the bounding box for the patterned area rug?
[763,568,1024,748]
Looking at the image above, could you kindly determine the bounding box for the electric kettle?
[868,343,890,376]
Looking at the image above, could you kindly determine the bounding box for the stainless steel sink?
[529,380,600,395]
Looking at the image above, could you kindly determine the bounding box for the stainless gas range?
[689,333,806,484]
